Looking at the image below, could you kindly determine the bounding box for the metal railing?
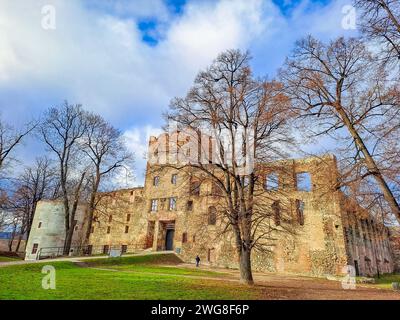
[36,244,142,260]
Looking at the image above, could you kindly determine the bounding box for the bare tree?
[0,117,35,173]
[355,0,400,68]
[279,36,400,223]
[40,102,89,254]
[8,157,58,251]
[166,50,293,284]
[83,113,134,242]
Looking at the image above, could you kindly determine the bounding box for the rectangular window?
[107,226,111,234]
[296,199,305,226]
[125,226,129,233]
[103,245,109,254]
[32,243,39,254]
[108,215,112,223]
[153,176,160,186]
[121,245,127,253]
[265,172,279,191]
[272,200,281,226]
[296,172,312,192]
[151,199,158,212]
[38,222,42,229]
[127,214,131,222]
[169,197,177,211]
[182,232,188,243]
[190,180,201,196]
[171,174,177,185]
[186,200,193,211]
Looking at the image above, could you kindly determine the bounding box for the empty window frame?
[186,200,193,211]
[296,199,305,226]
[169,197,177,211]
[272,200,281,226]
[182,232,188,243]
[190,180,201,196]
[103,245,110,254]
[296,172,312,192]
[208,206,217,225]
[171,174,177,185]
[265,172,279,191]
[151,199,158,212]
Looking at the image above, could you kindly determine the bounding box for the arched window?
[208,206,217,225]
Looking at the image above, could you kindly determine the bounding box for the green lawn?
[0,256,21,262]
[85,254,227,277]
[372,274,400,290]
[0,254,259,300]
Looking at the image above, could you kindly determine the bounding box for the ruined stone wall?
[141,154,349,276]
[340,199,395,276]
[88,188,148,254]
[388,227,400,273]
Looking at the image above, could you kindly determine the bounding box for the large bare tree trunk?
[336,105,400,221]
[239,245,254,285]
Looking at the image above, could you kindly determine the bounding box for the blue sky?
[0,0,358,186]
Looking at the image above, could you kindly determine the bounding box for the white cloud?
[0,0,359,182]
[123,125,163,186]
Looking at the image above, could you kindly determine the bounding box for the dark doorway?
[165,229,175,250]
[354,260,360,276]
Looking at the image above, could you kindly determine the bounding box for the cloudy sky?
[0,0,358,186]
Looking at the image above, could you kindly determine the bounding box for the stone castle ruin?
[25,132,400,277]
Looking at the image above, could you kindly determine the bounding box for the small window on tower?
[38,222,42,229]
[171,174,177,185]
[182,232,188,243]
[107,226,111,234]
[125,226,129,233]
[153,176,160,186]
[32,243,39,254]
[127,214,131,222]
[108,215,112,223]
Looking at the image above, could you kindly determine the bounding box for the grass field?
[371,274,400,290]
[0,254,259,300]
[0,256,21,262]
